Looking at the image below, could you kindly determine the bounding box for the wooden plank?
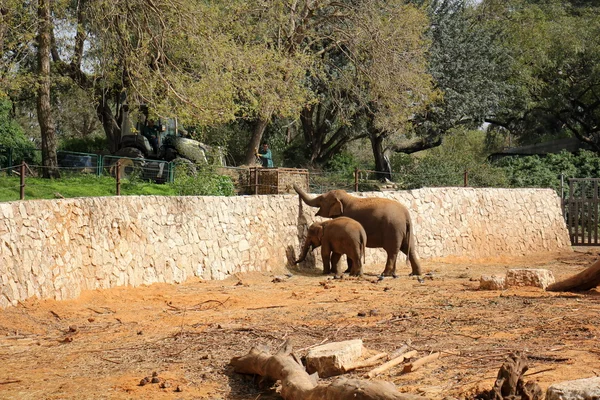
[594,182,598,245]
[568,179,575,244]
[574,198,580,245]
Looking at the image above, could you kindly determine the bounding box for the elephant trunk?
[294,238,313,264]
[294,184,323,207]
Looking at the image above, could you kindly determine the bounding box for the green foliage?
[325,152,359,177]
[59,136,108,153]
[170,166,235,196]
[391,129,509,189]
[0,98,38,167]
[496,150,600,193]
[480,0,600,149]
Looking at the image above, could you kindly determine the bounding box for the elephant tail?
[405,221,422,276]
[361,231,367,265]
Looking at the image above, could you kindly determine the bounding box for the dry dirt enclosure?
[1,249,600,400]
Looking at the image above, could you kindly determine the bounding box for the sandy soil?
[1,248,599,400]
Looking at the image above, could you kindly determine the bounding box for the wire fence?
[0,147,567,201]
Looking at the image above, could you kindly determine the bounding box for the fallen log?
[546,258,600,292]
[230,341,427,400]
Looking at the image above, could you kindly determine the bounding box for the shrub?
[170,166,235,196]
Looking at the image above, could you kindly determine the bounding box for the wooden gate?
[564,178,600,245]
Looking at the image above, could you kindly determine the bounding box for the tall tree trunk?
[244,116,270,166]
[96,92,122,154]
[36,0,59,179]
[0,7,8,57]
[369,130,391,181]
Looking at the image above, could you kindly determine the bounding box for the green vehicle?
[112,105,225,182]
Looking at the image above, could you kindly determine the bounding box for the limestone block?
[506,269,555,289]
[479,275,506,290]
[305,339,363,378]
[546,377,600,400]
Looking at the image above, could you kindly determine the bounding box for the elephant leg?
[344,258,353,274]
[322,245,332,275]
[407,247,422,276]
[381,251,399,278]
[331,253,342,277]
[350,256,363,277]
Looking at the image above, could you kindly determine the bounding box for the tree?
[36,0,59,178]
[481,0,600,151]
[385,0,512,171]
[273,0,436,171]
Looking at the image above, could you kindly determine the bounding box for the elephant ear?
[328,199,343,217]
[316,225,324,241]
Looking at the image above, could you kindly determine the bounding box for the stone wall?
[0,188,571,308]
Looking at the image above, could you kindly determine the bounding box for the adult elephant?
[293,184,422,277]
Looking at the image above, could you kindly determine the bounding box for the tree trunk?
[96,94,122,154]
[369,130,391,181]
[0,7,8,57]
[546,258,600,292]
[230,341,426,400]
[36,0,60,179]
[244,117,270,166]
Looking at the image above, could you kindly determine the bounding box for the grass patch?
[0,175,178,202]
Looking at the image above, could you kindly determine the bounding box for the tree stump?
[476,353,543,400]
[546,258,600,292]
[230,340,428,400]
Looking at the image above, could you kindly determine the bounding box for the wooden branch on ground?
[365,350,417,379]
[342,352,388,372]
[402,352,440,373]
[230,340,427,400]
[546,258,600,292]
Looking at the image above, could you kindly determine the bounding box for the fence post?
[97,155,103,176]
[20,162,26,200]
[463,169,468,187]
[254,167,259,195]
[116,159,121,196]
[354,168,359,192]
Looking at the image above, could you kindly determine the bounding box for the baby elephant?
[294,217,367,277]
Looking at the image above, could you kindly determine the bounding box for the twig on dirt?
[526,354,570,362]
[87,307,115,315]
[98,356,122,364]
[311,297,359,304]
[524,367,556,376]
[246,305,286,310]
[166,298,230,312]
[296,337,329,352]
[50,311,61,320]
[0,380,22,385]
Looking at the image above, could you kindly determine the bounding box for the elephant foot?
[323,270,331,275]
[377,275,385,281]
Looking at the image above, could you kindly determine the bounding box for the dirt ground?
[1,248,600,400]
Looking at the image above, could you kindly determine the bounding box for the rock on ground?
[546,376,600,400]
[305,339,363,378]
[480,275,506,290]
[506,269,555,289]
